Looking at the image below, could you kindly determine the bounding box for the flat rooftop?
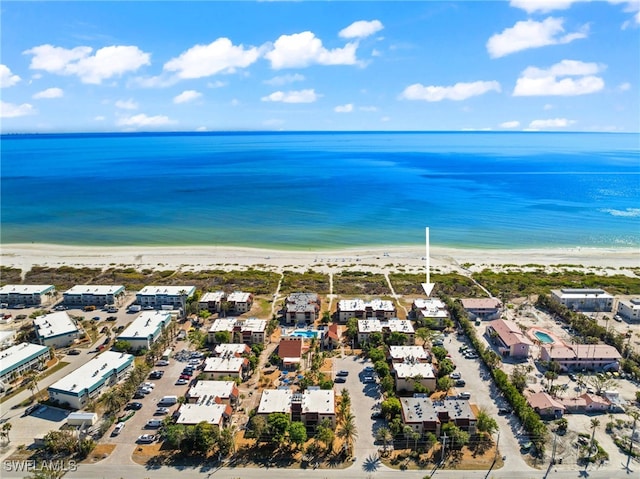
[257,389,292,414]
[0,342,50,377]
[137,285,196,297]
[203,356,247,373]
[401,396,475,424]
[33,311,78,339]
[187,380,237,403]
[0,284,55,295]
[200,291,225,302]
[388,345,428,361]
[176,403,229,425]
[117,311,170,340]
[393,361,435,379]
[214,343,250,357]
[227,291,251,302]
[338,298,395,312]
[64,285,125,295]
[300,389,334,415]
[48,351,133,394]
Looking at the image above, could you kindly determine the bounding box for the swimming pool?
[534,331,555,344]
[290,330,320,339]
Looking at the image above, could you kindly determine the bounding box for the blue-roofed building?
[47,351,134,409]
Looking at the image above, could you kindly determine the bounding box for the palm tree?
[376,426,392,455]
[589,418,600,455]
[337,412,358,457]
[101,390,123,415]
[0,422,12,444]
[24,371,40,401]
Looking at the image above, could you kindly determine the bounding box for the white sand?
[1,243,637,276]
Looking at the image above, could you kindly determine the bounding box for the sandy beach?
[1,243,638,276]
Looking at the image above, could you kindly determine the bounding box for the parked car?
[155,407,170,415]
[498,408,512,415]
[106,316,117,321]
[336,370,349,376]
[149,371,164,379]
[92,316,101,321]
[175,378,188,385]
[156,360,169,366]
[137,387,152,395]
[459,391,471,399]
[54,305,67,311]
[141,382,156,389]
[137,434,156,443]
[363,376,375,383]
[145,419,163,429]
[68,349,81,355]
[371,411,383,419]
[450,372,461,380]
[133,391,145,399]
[179,374,191,380]
[112,422,125,436]
[335,377,346,383]
[126,402,143,410]
[455,379,466,387]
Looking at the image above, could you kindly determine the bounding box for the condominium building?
[186,380,239,407]
[460,298,502,321]
[198,291,225,313]
[284,293,321,325]
[257,388,336,431]
[0,285,56,307]
[411,298,449,328]
[175,403,232,427]
[33,311,80,348]
[207,317,267,345]
[357,318,415,345]
[337,298,396,322]
[392,361,437,393]
[617,298,640,322]
[401,395,477,437]
[540,343,621,371]
[201,356,249,380]
[0,343,50,388]
[116,311,171,351]
[135,285,196,308]
[551,288,614,312]
[63,285,125,307]
[226,291,253,314]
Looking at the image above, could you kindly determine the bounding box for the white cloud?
[24,44,150,84]
[513,59,605,96]
[261,89,319,103]
[618,82,631,91]
[380,116,391,122]
[510,0,583,13]
[334,103,354,113]
[0,101,36,118]
[544,103,554,110]
[264,73,305,86]
[487,17,588,58]
[400,80,501,101]
[173,90,202,104]
[116,113,175,127]
[0,64,21,88]
[115,99,138,110]
[164,38,260,79]
[359,106,378,112]
[207,80,226,88]
[339,20,384,39]
[500,120,521,128]
[265,31,358,69]
[94,115,105,121]
[528,118,576,128]
[33,87,63,99]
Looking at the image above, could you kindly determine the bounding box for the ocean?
[1,131,638,249]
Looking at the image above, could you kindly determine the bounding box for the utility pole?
[494,430,501,462]
[626,410,638,473]
[551,431,558,465]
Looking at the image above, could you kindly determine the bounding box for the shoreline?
[1,243,638,276]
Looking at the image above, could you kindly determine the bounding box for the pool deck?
[527,327,564,345]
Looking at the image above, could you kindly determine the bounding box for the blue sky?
[1,0,638,132]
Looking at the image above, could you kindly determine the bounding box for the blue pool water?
[534,331,555,344]
[291,330,320,338]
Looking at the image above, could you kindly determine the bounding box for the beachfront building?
[257,388,336,431]
[207,317,267,345]
[201,356,249,381]
[323,323,342,349]
[411,298,449,328]
[400,395,477,437]
[550,288,614,312]
[186,380,240,407]
[0,343,50,391]
[198,291,225,314]
[0,285,56,307]
[485,318,533,358]
[357,318,415,346]
[226,291,253,314]
[283,292,321,325]
[460,298,502,321]
[562,393,611,413]
[33,311,80,348]
[388,345,429,363]
[175,403,232,427]
[540,343,621,371]
[617,298,640,322]
[336,298,396,323]
[213,343,251,357]
[526,392,565,419]
[63,285,125,308]
[47,351,134,409]
[135,285,196,310]
[393,360,437,393]
[115,311,171,351]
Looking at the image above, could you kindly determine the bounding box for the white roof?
[208,318,266,334]
[0,284,55,295]
[240,318,266,333]
[176,403,229,425]
[214,343,250,357]
[358,319,384,334]
[0,342,49,377]
[338,298,395,312]
[413,298,446,310]
[64,285,124,295]
[49,351,133,394]
[553,288,613,299]
[393,361,435,379]
[203,356,246,374]
[187,381,236,403]
[387,319,415,334]
[117,311,170,340]
[136,285,196,297]
[618,298,640,310]
[388,346,428,361]
[200,291,225,302]
[301,389,334,415]
[33,311,78,339]
[257,389,292,414]
[208,318,237,333]
[227,291,251,302]
[358,319,414,334]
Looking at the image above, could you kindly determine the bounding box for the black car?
[126,402,143,410]
[133,392,145,399]
[336,370,349,376]
[371,411,383,419]
[67,349,81,355]
[498,408,512,415]
[455,379,466,387]
[334,377,346,383]
[106,316,117,321]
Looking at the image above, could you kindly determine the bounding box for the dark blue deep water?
[1,131,639,249]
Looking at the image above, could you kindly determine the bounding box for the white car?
[142,382,156,389]
[156,360,169,366]
[112,422,125,436]
[449,372,461,380]
[138,387,152,395]
[459,391,471,399]
[188,359,201,366]
[137,434,156,443]
[155,407,170,415]
[175,378,188,385]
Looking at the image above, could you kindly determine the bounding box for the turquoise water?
[1,131,638,249]
[291,330,320,339]
[534,331,555,344]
